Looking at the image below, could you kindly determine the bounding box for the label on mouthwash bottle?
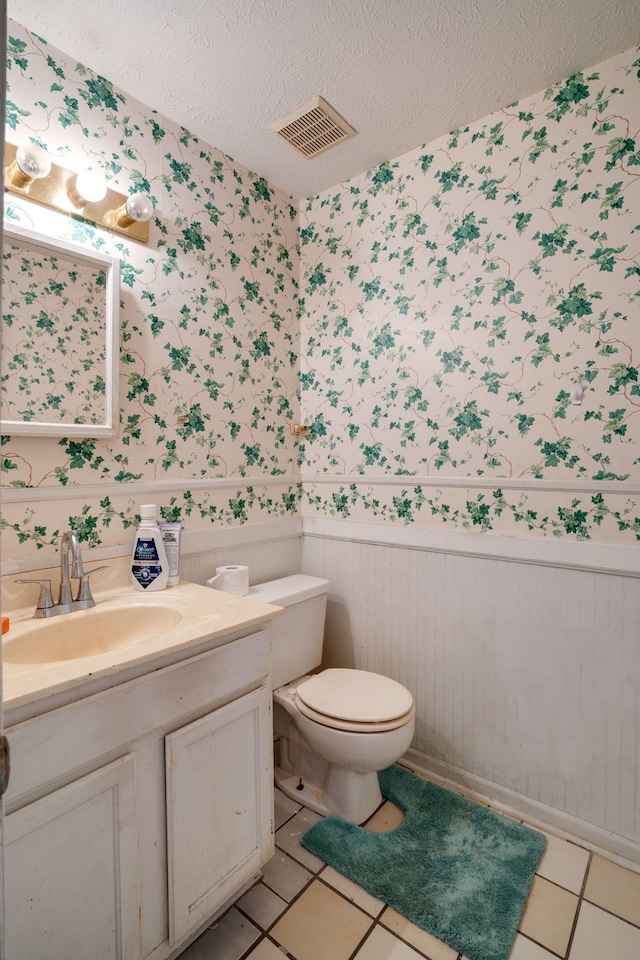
[132,536,163,589]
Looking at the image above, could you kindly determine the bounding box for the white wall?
[180,520,302,588]
[302,520,640,864]
[1,519,302,618]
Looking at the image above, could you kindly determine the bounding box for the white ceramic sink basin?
[3,603,185,664]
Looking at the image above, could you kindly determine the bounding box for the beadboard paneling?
[1,519,302,613]
[302,528,640,858]
[181,529,301,588]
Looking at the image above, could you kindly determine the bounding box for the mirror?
[1,222,120,437]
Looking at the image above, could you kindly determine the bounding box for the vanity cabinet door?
[4,755,139,960]
[165,686,273,946]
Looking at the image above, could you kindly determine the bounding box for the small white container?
[160,521,182,586]
[130,504,169,591]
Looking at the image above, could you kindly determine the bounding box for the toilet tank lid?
[248,574,329,607]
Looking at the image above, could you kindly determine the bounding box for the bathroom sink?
[3,603,185,664]
[2,579,282,714]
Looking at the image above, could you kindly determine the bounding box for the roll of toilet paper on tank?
[206,565,249,595]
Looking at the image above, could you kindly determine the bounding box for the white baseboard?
[403,748,640,871]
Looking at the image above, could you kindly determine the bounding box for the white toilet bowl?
[273,668,415,823]
[248,576,416,824]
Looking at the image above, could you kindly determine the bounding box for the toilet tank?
[248,575,329,689]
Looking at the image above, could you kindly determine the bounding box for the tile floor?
[178,779,640,960]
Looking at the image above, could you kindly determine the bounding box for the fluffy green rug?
[302,765,545,960]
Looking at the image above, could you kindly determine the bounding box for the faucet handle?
[75,565,109,606]
[15,579,55,617]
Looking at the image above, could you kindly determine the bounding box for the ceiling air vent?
[270,96,356,159]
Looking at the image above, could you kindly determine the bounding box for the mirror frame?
[1,222,120,437]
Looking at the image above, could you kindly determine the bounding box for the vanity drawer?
[5,629,269,806]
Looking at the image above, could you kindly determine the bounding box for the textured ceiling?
[7,0,640,198]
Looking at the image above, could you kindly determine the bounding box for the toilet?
[248,574,415,824]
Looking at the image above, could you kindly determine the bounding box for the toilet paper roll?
[206,564,249,596]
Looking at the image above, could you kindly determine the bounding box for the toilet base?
[274,766,332,818]
[274,755,383,825]
[273,686,409,824]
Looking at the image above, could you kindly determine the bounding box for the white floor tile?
[364,801,405,834]
[271,880,373,960]
[584,855,640,926]
[507,933,562,959]
[380,907,457,960]
[178,908,260,960]
[275,808,325,871]
[320,866,385,916]
[569,901,640,960]
[244,939,288,960]
[354,925,427,959]
[519,875,578,956]
[261,850,314,902]
[536,833,590,894]
[237,882,288,929]
[274,787,302,829]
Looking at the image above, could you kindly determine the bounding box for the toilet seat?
[295,669,414,733]
[294,697,415,732]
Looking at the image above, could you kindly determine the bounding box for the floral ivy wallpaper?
[300,46,640,542]
[2,22,639,560]
[2,235,108,425]
[2,22,301,558]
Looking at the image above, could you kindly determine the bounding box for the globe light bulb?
[72,168,108,205]
[125,192,154,223]
[7,143,52,187]
[15,143,52,179]
[110,191,154,230]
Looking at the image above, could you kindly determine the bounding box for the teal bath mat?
[302,765,545,960]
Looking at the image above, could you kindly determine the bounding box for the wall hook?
[569,383,584,405]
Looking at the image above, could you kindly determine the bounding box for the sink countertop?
[2,581,282,716]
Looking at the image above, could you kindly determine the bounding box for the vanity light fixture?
[4,141,152,243]
[5,142,52,188]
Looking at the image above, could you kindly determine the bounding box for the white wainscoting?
[180,519,302,587]
[302,519,640,865]
[1,519,303,608]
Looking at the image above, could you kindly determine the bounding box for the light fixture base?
[3,143,150,243]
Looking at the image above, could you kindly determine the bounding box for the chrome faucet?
[16,531,108,619]
[58,530,84,610]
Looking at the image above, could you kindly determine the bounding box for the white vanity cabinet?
[3,628,274,960]
[5,754,139,960]
[166,686,272,946]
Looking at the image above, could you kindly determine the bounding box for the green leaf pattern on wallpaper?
[2,240,108,424]
[2,26,640,552]
[2,24,301,555]
[300,48,640,541]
